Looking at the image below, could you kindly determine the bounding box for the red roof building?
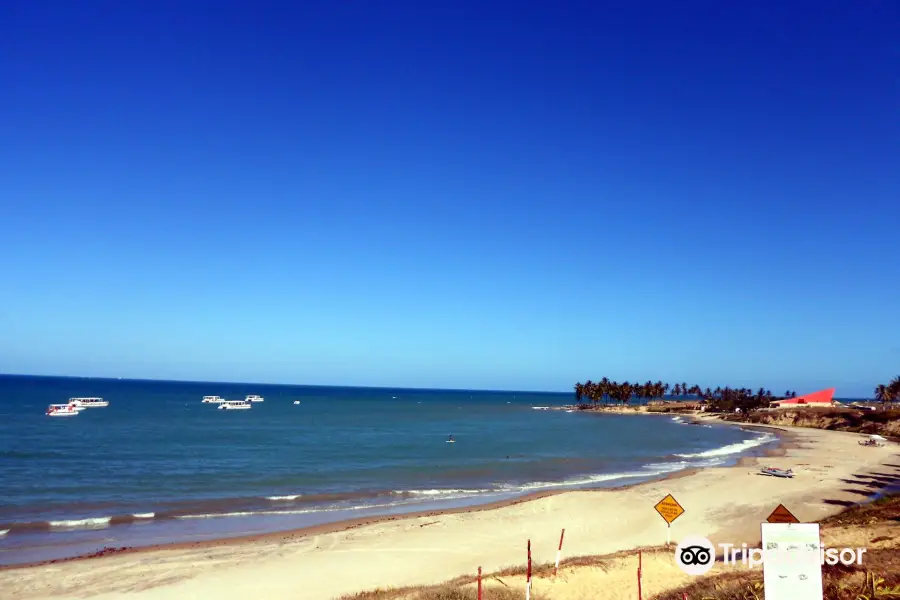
[770,388,837,408]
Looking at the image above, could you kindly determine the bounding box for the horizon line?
[0,372,874,401]
[0,372,568,396]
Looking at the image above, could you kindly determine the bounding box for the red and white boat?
[47,404,80,417]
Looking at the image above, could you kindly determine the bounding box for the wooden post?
[554,528,565,576]
[526,539,532,600]
[637,550,642,600]
[477,566,482,600]
[667,522,671,545]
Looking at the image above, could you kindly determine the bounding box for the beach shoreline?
[0,414,780,571]
[3,421,895,600]
[0,458,716,572]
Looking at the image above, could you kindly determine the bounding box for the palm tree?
[619,382,633,405]
[599,377,611,405]
[574,383,584,404]
[875,384,892,408]
[889,376,900,403]
[673,383,682,397]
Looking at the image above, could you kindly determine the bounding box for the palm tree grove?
[573,376,900,413]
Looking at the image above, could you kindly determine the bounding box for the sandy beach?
[2,423,897,600]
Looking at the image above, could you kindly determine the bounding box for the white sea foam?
[49,517,112,530]
[176,501,407,520]
[0,529,8,537]
[505,466,675,493]
[132,513,155,519]
[394,489,491,497]
[266,495,302,501]
[532,406,550,410]
[643,460,691,471]
[177,510,313,519]
[675,433,776,458]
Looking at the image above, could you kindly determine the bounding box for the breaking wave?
[675,433,776,458]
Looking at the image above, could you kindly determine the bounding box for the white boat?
[293,400,300,405]
[47,404,80,417]
[69,397,109,408]
[202,396,225,404]
[218,400,252,410]
[245,395,264,403]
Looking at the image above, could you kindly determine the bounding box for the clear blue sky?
[1,1,897,396]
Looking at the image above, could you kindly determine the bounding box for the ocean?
[0,375,777,565]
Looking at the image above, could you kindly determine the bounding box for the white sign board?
[761,522,823,600]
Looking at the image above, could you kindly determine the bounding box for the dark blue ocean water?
[0,375,777,565]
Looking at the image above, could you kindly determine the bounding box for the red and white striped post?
[554,528,566,576]
[637,550,643,600]
[477,566,482,600]
[526,539,532,600]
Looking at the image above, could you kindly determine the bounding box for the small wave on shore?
[132,513,155,519]
[393,489,492,497]
[0,529,8,537]
[266,495,302,501]
[49,517,112,531]
[675,432,776,458]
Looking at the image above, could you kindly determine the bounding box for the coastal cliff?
[723,407,900,438]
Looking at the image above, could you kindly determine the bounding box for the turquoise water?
[0,375,777,564]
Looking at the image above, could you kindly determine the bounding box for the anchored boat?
[69,397,108,408]
[218,400,252,410]
[46,404,80,417]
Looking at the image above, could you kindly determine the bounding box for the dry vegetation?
[655,494,900,600]
[723,407,900,439]
[338,495,900,600]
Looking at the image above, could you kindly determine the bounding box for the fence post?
[637,550,642,600]
[477,566,482,600]
[526,539,532,600]
[554,528,566,576]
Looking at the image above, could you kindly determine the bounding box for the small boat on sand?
[760,466,794,478]
[859,434,886,447]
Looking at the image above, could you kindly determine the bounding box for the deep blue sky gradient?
[1,1,898,395]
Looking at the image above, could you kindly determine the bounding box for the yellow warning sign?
[654,494,685,524]
[766,504,799,524]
